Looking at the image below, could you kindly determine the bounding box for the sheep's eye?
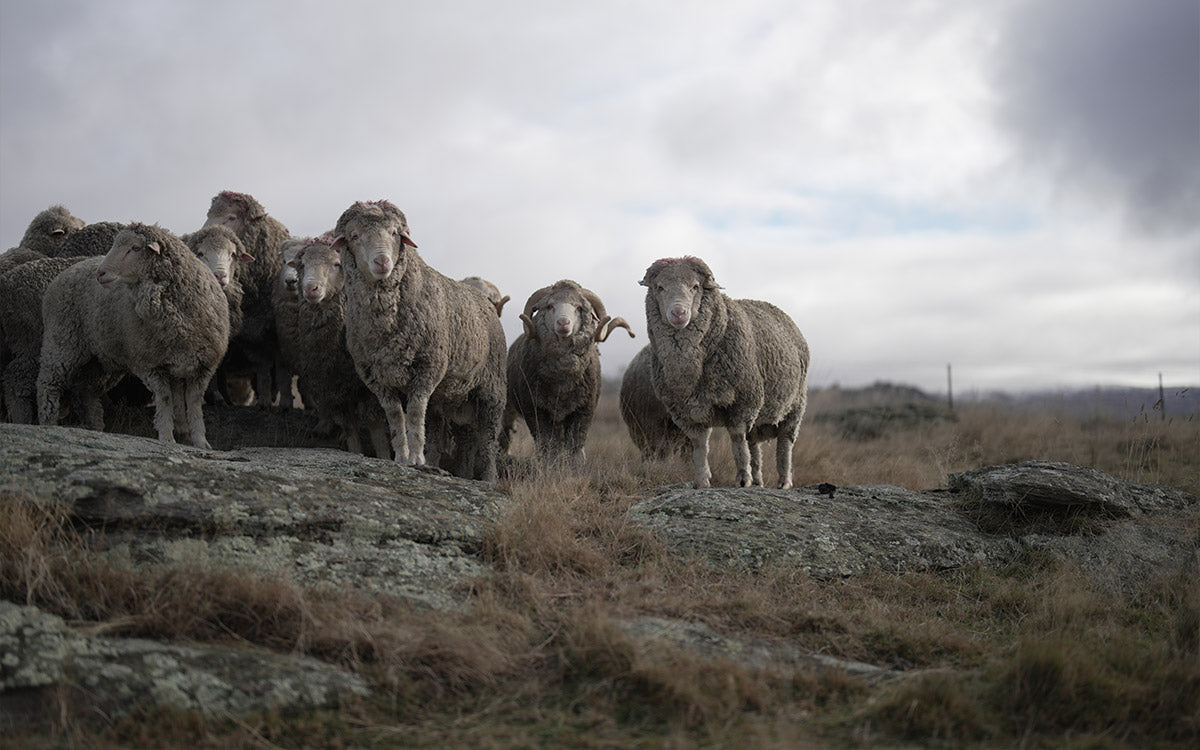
[691,282,700,291]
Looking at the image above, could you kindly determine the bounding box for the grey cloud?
[993,0,1200,236]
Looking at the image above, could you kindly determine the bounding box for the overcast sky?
[1,0,1196,394]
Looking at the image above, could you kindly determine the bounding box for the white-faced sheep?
[619,344,689,461]
[271,237,308,410]
[291,236,390,458]
[0,256,91,423]
[185,224,253,339]
[332,200,507,480]
[37,223,230,448]
[502,279,633,465]
[201,190,290,406]
[640,256,809,489]
[460,276,510,317]
[14,205,86,257]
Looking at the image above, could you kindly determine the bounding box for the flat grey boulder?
[0,600,367,728]
[0,423,506,611]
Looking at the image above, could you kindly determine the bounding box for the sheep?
[460,276,510,317]
[271,237,308,410]
[15,205,85,257]
[185,224,253,339]
[0,256,91,423]
[44,221,126,259]
[640,256,809,489]
[619,344,689,461]
[502,279,633,465]
[0,248,47,278]
[291,236,390,458]
[201,190,290,406]
[332,200,507,480]
[37,223,230,448]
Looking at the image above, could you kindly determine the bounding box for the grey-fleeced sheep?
[502,279,633,464]
[291,237,390,458]
[332,200,506,480]
[38,223,230,448]
[460,276,510,317]
[619,344,689,461]
[185,224,252,339]
[271,237,308,410]
[0,248,47,281]
[640,256,809,489]
[202,190,290,406]
[0,256,90,423]
[15,205,86,257]
[42,221,126,259]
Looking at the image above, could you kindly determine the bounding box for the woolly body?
[16,205,85,257]
[334,200,506,480]
[619,344,689,461]
[641,256,809,488]
[37,223,230,448]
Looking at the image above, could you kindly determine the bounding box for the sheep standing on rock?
[292,236,390,458]
[271,238,308,410]
[460,276,510,317]
[619,344,689,461]
[0,257,91,423]
[503,279,633,465]
[13,205,86,257]
[37,223,230,448]
[185,225,253,339]
[333,200,506,480]
[641,256,809,489]
[201,190,290,406]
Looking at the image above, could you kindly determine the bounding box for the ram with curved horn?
[502,279,634,465]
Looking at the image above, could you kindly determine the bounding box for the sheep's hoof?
[735,471,753,487]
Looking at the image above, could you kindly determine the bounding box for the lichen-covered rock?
[0,423,507,610]
[948,460,1197,517]
[629,484,1023,577]
[0,600,368,727]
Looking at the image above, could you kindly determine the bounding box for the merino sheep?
[185,224,253,338]
[332,200,506,480]
[271,237,308,410]
[291,236,390,458]
[0,248,47,278]
[201,190,290,406]
[15,205,86,257]
[619,344,689,461]
[44,221,126,259]
[640,256,809,489]
[0,256,90,423]
[460,276,511,317]
[502,279,633,465]
[37,223,230,448]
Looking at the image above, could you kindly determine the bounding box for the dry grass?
[5,389,1199,748]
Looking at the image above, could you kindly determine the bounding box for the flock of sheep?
[0,194,810,488]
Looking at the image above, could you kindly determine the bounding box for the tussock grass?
[5,393,1199,747]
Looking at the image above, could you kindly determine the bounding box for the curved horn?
[520,284,556,340]
[595,316,635,342]
[494,294,511,317]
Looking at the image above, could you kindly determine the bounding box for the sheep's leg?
[749,441,764,486]
[775,413,803,490]
[729,429,753,487]
[254,362,274,408]
[36,343,86,427]
[687,426,713,489]
[5,357,36,424]
[403,394,430,466]
[473,396,503,482]
[185,377,211,449]
[171,381,189,443]
[382,397,409,462]
[366,406,391,460]
[140,373,177,444]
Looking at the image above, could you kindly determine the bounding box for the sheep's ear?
[495,295,510,317]
[703,275,722,290]
[147,241,161,255]
[638,277,649,286]
[400,232,418,249]
[330,235,347,250]
[239,252,255,263]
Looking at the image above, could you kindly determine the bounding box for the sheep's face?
[193,234,252,289]
[336,213,416,282]
[535,292,591,341]
[297,243,344,304]
[98,229,160,286]
[643,263,708,330]
[278,243,305,297]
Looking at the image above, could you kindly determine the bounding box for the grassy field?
[4,386,1198,748]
